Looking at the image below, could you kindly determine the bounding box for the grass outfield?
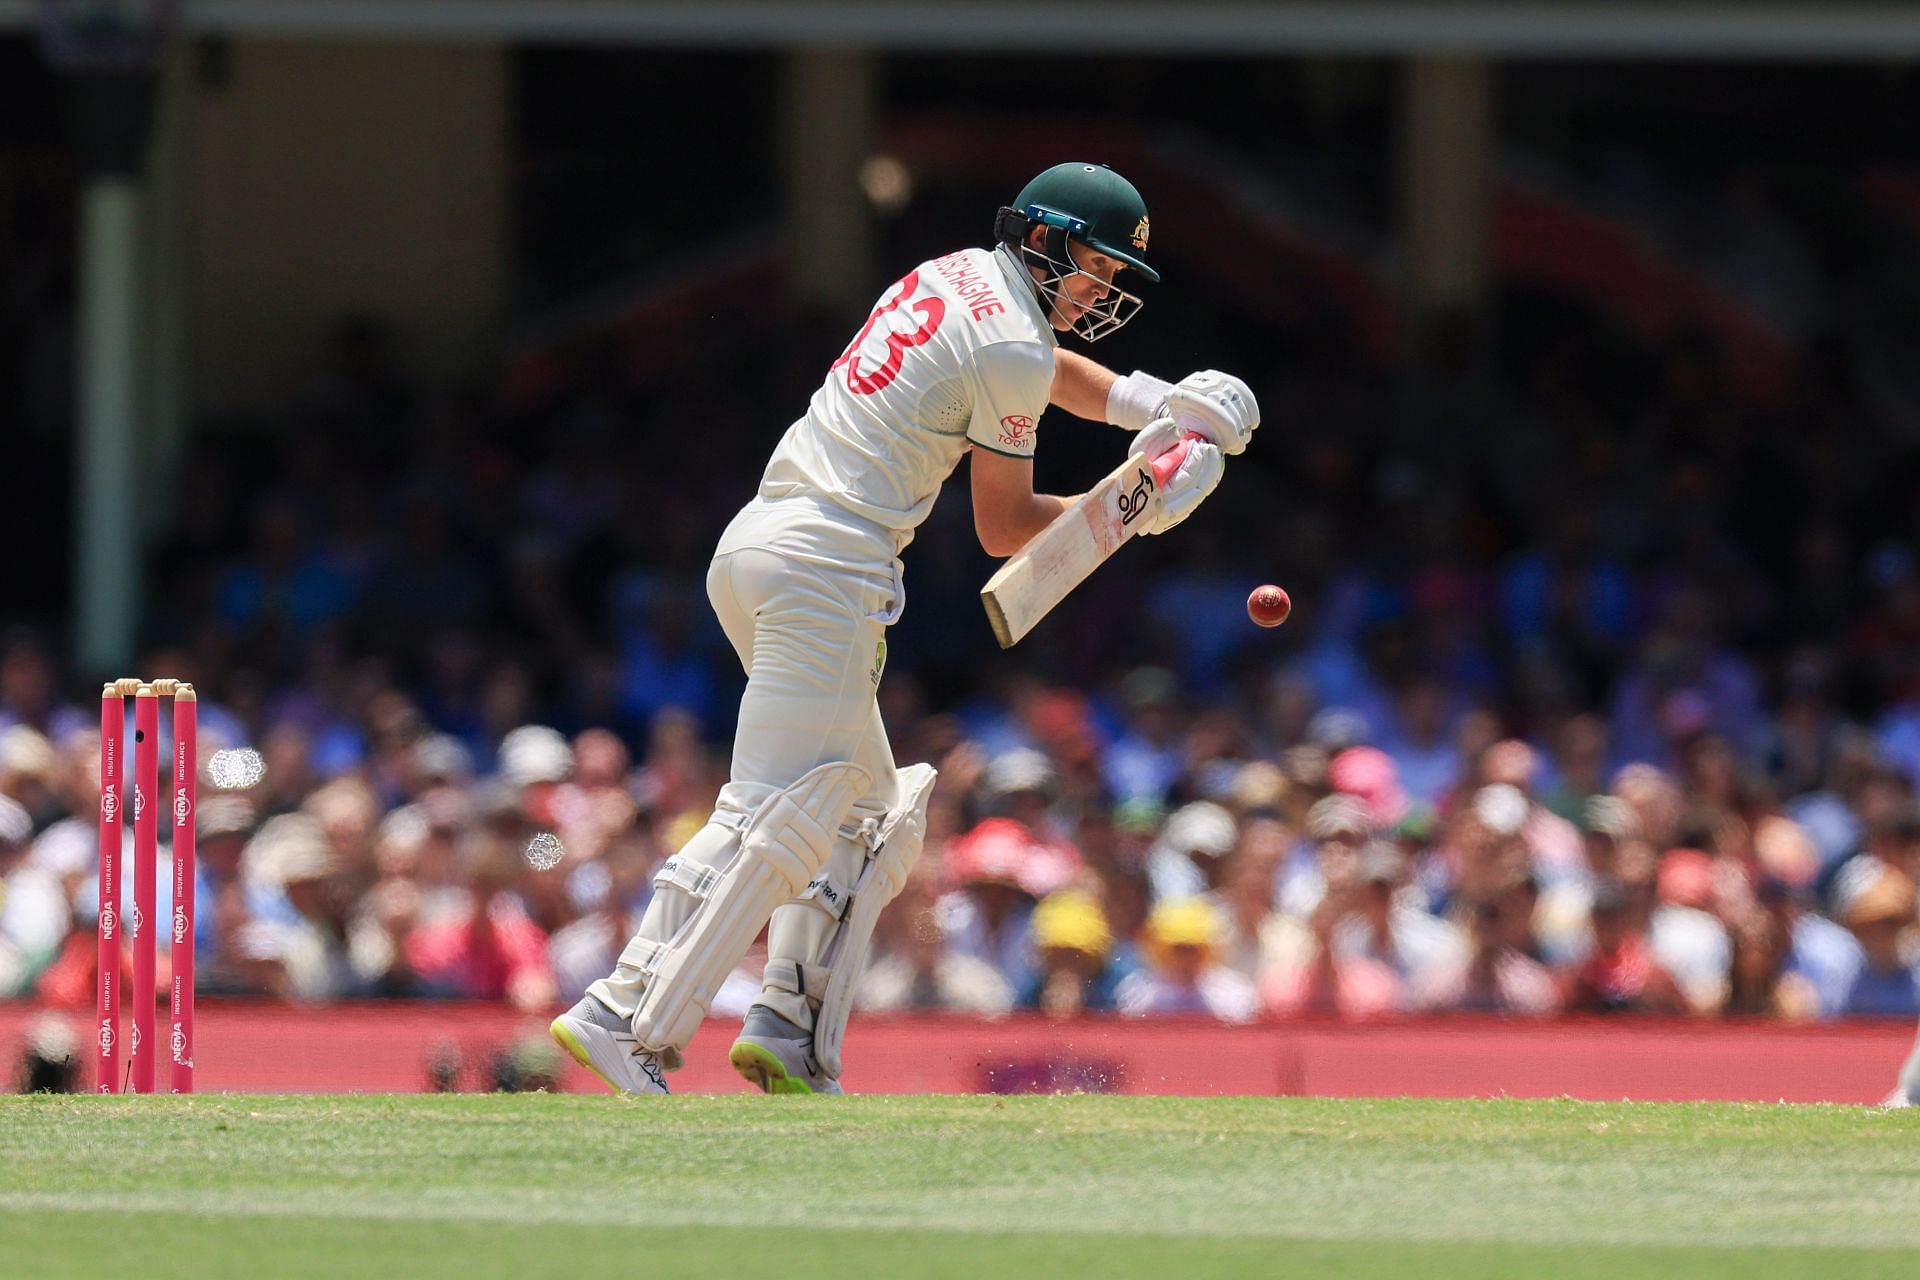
[2,1094,1917,1279]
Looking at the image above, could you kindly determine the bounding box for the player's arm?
[966,339,1077,557]
[1052,349,1167,428]
[1050,350,1122,421]
[1055,348,1264,455]
[970,450,1074,558]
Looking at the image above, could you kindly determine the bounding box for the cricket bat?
[980,436,1196,648]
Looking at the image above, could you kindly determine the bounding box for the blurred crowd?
[3,622,1919,1025]
[8,74,1920,1029]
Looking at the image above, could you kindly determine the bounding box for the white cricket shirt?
[727,245,1056,568]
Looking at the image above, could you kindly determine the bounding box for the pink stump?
[170,692,196,1093]
[96,688,124,1094]
[132,687,158,1094]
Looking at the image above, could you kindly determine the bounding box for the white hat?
[499,725,573,787]
[1472,783,1529,837]
[242,814,336,887]
[413,733,474,781]
[0,795,29,847]
[1164,801,1237,859]
[27,820,93,877]
[0,726,55,778]
[984,748,1055,798]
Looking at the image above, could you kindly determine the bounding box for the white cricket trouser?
[588,536,899,1043]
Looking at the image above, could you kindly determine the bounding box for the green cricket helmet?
[994,162,1156,341]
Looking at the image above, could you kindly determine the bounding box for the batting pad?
[812,763,937,1078]
[630,760,872,1053]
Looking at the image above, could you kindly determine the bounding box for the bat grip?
[1150,432,1206,487]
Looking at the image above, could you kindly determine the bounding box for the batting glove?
[1165,370,1259,456]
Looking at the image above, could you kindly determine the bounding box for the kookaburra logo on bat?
[1116,467,1155,526]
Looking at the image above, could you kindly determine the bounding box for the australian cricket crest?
[1131,216,1150,252]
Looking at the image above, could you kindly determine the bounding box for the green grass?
[2,1094,1917,1278]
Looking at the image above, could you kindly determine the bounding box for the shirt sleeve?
[966,339,1054,459]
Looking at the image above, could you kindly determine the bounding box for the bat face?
[980,441,1188,648]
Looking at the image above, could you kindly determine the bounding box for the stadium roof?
[7,0,1920,58]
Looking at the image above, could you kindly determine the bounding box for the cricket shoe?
[1883,1087,1914,1109]
[728,1005,842,1096]
[549,996,670,1096]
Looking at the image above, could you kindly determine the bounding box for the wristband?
[1106,370,1173,433]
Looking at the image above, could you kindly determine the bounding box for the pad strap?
[653,854,722,900]
[761,957,832,1011]
[796,871,856,921]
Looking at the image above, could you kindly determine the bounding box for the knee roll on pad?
[628,760,872,1053]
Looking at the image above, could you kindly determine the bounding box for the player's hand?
[1126,417,1187,462]
[1130,418,1222,535]
[1165,370,1259,456]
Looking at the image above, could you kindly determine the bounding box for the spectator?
[0,633,84,744]
[1754,876,1863,1018]
[936,818,1045,990]
[1277,792,1370,920]
[1145,800,1238,904]
[1837,865,1920,1017]
[1266,842,1463,1018]
[1328,745,1409,830]
[1377,673,1466,808]
[214,498,359,653]
[1859,807,1920,889]
[1648,848,1733,1014]
[233,814,357,1001]
[1218,814,1288,979]
[1566,878,1686,1014]
[0,796,60,996]
[0,726,59,833]
[546,825,657,1001]
[404,835,556,1011]
[1096,866,1153,990]
[978,748,1083,894]
[1478,740,1584,888]
[1018,890,1122,1016]
[1538,793,1642,963]
[1117,896,1258,1022]
[859,865,1012,1016]
[1103,667,1187,804]
[1722,903,1819,1020]
[1415,896,1560,1015]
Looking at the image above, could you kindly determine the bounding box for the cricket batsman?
[550,162,1261,1094]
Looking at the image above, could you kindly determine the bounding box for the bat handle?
[1149,432,1206,488]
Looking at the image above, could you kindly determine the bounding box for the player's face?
[1049,239,1124,331]
[1024,225,1126,333]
